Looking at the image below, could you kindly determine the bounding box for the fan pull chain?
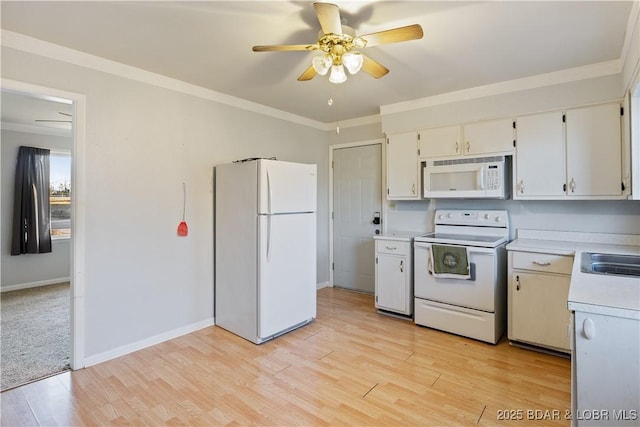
[328,86,340,134]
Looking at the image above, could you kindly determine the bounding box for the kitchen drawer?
[375,240,411,256]
[512,251,573,275]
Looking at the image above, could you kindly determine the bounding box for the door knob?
[372,212,381,225]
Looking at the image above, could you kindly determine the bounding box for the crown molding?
[1,120,72,137]
[620,0,640,69]
[380,60,622,116]
[1,29,329,131]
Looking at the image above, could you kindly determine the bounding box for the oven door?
[414,242,497,312]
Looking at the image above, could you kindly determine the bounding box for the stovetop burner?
[415,209,510,248]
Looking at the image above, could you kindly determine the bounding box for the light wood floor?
[1,288,570,426]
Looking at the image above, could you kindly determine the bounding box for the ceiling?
[0,1,635,127]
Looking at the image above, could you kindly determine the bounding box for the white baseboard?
[83,318,215,367]
[316,281,330,290]
[1,277,71,292]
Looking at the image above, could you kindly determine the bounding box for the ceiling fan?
[252,2,423,84]
[35,111,72,123]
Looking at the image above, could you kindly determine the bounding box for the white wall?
[387,199,640,239]
[381,74,624,134]
[1,46,330,360]
[1,129,72,289]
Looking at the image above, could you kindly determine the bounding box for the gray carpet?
[1,283,70,391]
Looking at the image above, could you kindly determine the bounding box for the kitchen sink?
[580,252,640,278]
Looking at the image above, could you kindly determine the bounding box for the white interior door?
[332,144,382,293]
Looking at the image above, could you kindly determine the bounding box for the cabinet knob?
[466,141,470,152]
[411,183,416,194]
[583,317,595,340]
[518,180,525,194]
[399,260,404,273]
[455,141,459,153]
[569,177,576,193]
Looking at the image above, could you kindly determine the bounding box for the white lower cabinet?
[374,236,413,316]
[572,311,640,426]
[508,250,572,353]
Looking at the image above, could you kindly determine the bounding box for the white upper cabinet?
[514,111,566,198]
[463,118,515,156]
[566,102,623,197]
[418,118,514,160]
[514,101,625,199]
[418,125,462,158]
[386,131,420,200]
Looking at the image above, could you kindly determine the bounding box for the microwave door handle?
[478,166,485,190]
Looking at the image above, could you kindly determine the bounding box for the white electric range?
[413,210,510,344]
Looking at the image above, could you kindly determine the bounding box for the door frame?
[2,78,87,370]
[328,139,386,287]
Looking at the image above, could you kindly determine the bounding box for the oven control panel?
[434,210,508,228]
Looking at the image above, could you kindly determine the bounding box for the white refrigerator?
[214,159,317,344]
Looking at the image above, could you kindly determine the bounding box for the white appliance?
[215,158,317,344]
[422,156,510,199]
[414,210,509,344]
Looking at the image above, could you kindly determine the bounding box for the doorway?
[0,79,86,375]
[330,141,383,293]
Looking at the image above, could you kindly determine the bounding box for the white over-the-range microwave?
[422,155,511,199]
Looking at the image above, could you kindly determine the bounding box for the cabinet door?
[514,111,566,197]
[463,118,514,156]
[574,311,640,425]
[418,125,461,158]
[386,131,419,199]
[566,102,623,197]
[376,253,407,313]
[510,272,571,351]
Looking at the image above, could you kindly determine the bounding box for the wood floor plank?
[1,287,571,426]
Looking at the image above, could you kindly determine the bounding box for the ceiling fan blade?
[361,55,389,79]
[297,65,317,81]
[360,24,423,48]
[253,44,315,52]
[314,2,343,35]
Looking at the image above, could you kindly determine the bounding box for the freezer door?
[258,160,317,214]
[258,213,316,339]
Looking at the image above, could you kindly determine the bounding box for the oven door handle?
[427,254,433,275]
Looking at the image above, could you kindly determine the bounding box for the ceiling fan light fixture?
[342,51,363,74]
[353,36,367,49]
[329,64,347,84]
[312,54,332,75]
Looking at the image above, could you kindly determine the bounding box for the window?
[50,151,71,238]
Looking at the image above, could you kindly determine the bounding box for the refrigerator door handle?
[267,215,271,262]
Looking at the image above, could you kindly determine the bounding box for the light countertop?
[373,231,425,241]
[569,246,639,320]
[507,229,640,319]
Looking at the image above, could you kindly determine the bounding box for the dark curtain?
[11,146,52,255]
